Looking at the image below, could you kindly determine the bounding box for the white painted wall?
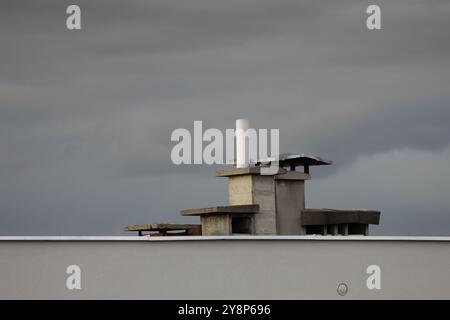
[0,237,449,299]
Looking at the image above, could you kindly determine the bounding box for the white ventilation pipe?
[236,119,250,168]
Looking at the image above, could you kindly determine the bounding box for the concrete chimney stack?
[176,121,380,237]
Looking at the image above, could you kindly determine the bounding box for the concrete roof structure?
[181,204,260,216]
[301,209,381,226]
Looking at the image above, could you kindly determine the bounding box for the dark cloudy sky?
[1,0,450,235]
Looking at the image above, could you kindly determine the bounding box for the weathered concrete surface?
[301,209,380,226]
[228,175,277,235]
[228,175,253,205]
[200,215,230,235]
[275,180,306,235]
[219,168,378,236]
[181,204,259,216]
[0,237,450,299]
[124,223,201,232]
[228,172,308,235]
[251,175,277,235]
[216,167,286,177]
[274,171,310,181]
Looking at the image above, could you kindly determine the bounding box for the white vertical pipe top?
[236,119,250,168]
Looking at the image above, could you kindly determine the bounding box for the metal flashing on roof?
[1,236,450,242]
[256,153,332,173]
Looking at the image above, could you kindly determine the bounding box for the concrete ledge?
[301,209,380,226]
[124,223,201,232]
[274,171,311,181]
[216,167,286,177]
[181,204,260,216]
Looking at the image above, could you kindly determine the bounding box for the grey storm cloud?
[0,0,450,235]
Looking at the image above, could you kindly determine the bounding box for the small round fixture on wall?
[337,283,348,296]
